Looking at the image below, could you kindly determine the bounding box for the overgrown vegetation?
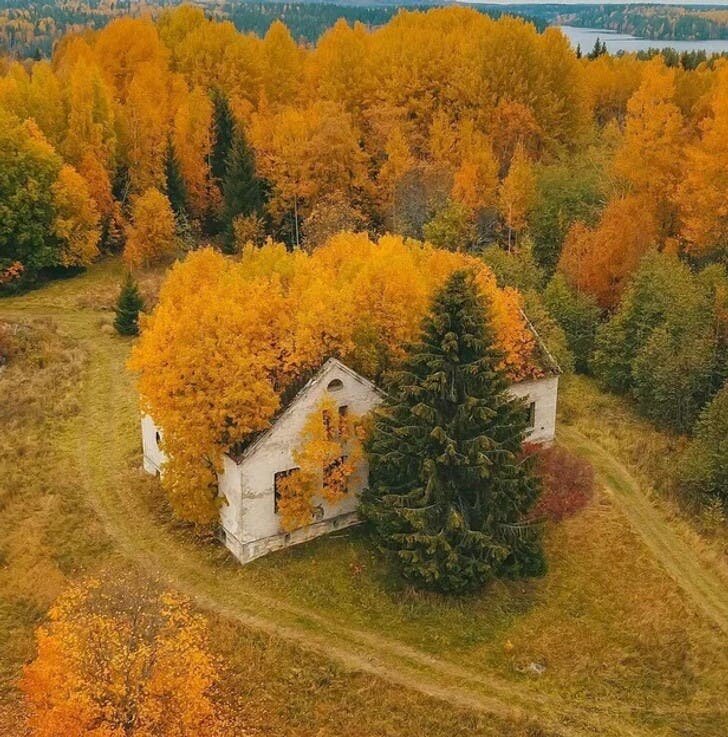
[0,269,552,737]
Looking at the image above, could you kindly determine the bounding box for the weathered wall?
[220,360,383,563]
[142,364,560,565]
[508,375,559,444]
[141,414,165,475]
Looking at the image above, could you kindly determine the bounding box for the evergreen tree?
[164,140,187,217]
[362,270,544,594]
[544,274,601,373]
[679,383,728,507]
[211,91,235,185]
[114,273,144,336]
[221,126,265,249]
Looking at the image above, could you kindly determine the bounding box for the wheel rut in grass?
[559,426,728,637]
[5,302,718,737]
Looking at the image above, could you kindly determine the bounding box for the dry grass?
[0,275,543,737]
[0,319,109,699]
[1,264,726,737]
[558,375,728,569]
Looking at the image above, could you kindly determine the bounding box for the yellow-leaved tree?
[498,143,536,251]
[129,234,542,523]
[123,187,178,268]
[676,68,728,260]
[21,572,225,737]
[51,165,101,267]
[276,395,365,531]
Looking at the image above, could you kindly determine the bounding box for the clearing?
[1,261,727,737]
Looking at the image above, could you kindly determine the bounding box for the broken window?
[273,467,300,513]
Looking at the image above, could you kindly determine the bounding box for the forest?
[1,6,726,495]
[0,0,545,58]
[2,6,728,736]
[533,3,728,41]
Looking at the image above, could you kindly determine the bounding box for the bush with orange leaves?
[276,396,366,531]
[21,571,225,737]
[129,233,544,523]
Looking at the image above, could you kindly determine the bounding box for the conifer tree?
[362,270,544,594]
[222,126,265,249]
[114,273,144,336]
[164,140,187,217]
[211,91,235,185]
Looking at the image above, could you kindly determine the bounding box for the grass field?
[1,260,727,737]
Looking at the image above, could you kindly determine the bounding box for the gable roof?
[228,358,383,465]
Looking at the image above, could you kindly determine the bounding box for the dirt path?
[4,298,723,737]
[560,426,728,636]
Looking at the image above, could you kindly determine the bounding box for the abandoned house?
[141,357,559,564]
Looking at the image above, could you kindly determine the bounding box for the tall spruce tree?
[211,91,235,185]
[114,274,144,336]
[164,140,187,217]
[362,270,544,594]
[222,126,265,249]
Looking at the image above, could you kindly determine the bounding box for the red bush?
[529,444,594,522]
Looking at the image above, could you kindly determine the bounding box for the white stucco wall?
[141,414,166,475]
[508,374,559,445]
[219,360,383,563]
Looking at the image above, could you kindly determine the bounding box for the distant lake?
[557,25,728,55]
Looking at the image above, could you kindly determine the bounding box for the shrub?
[531,444,594,522]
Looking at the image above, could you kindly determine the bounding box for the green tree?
[679,383,728,507]
[114,273,144,336]
[362,270,544,594]
[530,155,605,275]
[221,125,265,249]
[592,253,726,430]
[211,90,235,185]
[592,252,696,394]
[481,242,545,294]
[543,274,601,373]
[423,200,476,252]
[632,322,719,433]
[164,139,187,217]
[0,113,62,275]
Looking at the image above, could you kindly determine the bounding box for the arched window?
[155,431,161,446]
[327,378,344,392]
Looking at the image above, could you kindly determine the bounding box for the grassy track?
[2,266,727,737]
[560,426,728,636]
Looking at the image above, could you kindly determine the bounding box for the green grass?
[0,265,543,737]
[1,262,727,737]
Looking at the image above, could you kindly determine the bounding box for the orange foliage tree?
[276,395,365,531]
[21,572,224,737]
[676,68,728,260]
[129,234,542,523]
[498,143,536,251]
[51,164,101,267]
[123,187,178,268]
[558,194,659,309]
[613,58,684,240]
